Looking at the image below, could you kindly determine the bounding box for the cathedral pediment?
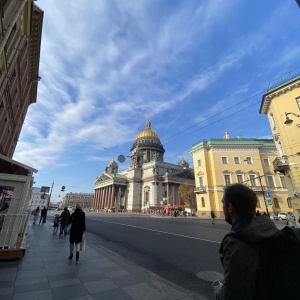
[95,172,113,184]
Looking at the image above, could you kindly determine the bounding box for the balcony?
[249,185,267,192]
[273,157,289,173]
[194,186,206,193]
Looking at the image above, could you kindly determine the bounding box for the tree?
[178,182,196,213]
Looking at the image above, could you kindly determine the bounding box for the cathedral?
[93,120,195,212]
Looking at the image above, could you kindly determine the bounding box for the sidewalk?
[0,219,202,300]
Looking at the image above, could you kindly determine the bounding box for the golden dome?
[136,120,160,140]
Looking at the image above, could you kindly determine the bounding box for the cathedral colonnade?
[93,185,128,210]
[164,183,181,206]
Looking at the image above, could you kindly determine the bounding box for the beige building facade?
[260,72,300,220]
[61,192,94,210]
[0,0,43,158]
[189,134,291,218]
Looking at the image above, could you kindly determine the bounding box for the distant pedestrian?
[32,206,40,224]
[255,210,261,217]
[68,204,86,262]
[39,206,47,224]
[211,210,216,224]
[287,213,296,227]
[53,214,60,234]
[59,207,70,236]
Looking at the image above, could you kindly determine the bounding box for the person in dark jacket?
[68,204,85,262]
[210,210,216,224]
[39,206,48,224]
[59,207,70,236]
[216,183,278,300]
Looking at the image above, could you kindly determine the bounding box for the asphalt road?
[85,213,232,299]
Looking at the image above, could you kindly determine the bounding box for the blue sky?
[13,0,300,203]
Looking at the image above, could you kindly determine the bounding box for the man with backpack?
[216,183,300,300]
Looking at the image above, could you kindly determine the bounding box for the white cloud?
[13,0,300,190]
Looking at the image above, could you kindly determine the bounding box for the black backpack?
[233,226,300,300]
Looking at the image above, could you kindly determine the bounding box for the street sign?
[265,191,272,206]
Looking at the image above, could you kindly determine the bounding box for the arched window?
[201,197,205,207]
[287,197,292,209]
[273,198,280,209]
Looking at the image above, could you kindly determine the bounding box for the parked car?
[269,214,278,221]
[277,212,288,220]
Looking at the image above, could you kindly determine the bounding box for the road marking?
[197,226,229,232]
[90,219,221,244]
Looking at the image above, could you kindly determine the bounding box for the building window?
[9,71,16,89]
[257,199,261,208]
[237,174,244,183]
[245,157,253,164]
[263,159,270,166]
[201,197,205,207]
[273,198,280,209]
[280,176,286,188]
[234,157,240,164]
[269,112,276,129]
[266,175,275,188]
[287,198,292,209]
[197,159,201,167]
[222,157,228,164]
[224,174,231,186]
[249,175,257,186]
[296,97,300,110]
[198,176,204,187]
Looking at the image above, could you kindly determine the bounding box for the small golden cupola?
[105,158,118,174]
[178,156,189,168]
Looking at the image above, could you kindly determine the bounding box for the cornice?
[260,79,300,114]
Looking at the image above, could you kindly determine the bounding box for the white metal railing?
[194,186,206,193]
[0,213,30,249]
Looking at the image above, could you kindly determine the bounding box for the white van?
[277,212,288,220]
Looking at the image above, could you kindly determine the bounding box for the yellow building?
[260,72,300,221]
[189,133,291,218]
[61,192,94,210]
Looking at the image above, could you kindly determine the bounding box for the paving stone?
[123,283,169,300]
[13,289,53,300]
[83,279,118,294]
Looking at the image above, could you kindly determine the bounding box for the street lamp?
[284,112,300,125]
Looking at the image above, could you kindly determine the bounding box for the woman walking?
[68,204,85,262]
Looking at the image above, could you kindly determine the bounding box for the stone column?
[118,187,121,208]
[97,189,101,209]
[107,186,112,208]
[100,188,105,209]
[111,186,115,209]
[103,187,108,208]
[124,188,128,210]
[172,185,175,206]
[167,183,170,205]
[94,189,98,209]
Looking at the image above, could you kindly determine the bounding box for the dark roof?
[0,154,37,175]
